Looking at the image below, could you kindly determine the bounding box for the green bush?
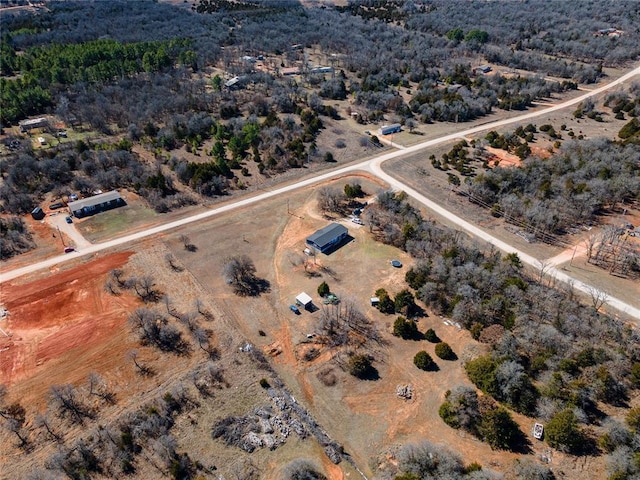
[348,354,373,379]
[545,409,583,452]
[438,401,458,428]
[393,316,419,339]
[414,351,436,371]
[259,378,270,389]
[424,328,440,343]
[627,406,640,433]
[465,355,499,396]
[435,342,456,360]
[478,407,522,450]
[317,281,330,297]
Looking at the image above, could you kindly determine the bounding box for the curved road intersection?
[2,64,640,319]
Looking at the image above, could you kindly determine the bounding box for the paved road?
[2,64,639,319]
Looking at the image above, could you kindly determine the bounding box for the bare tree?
[126,350,154,376]
[134,275,161,302]
[536,260,552,285]
[49,384,94,424]
[192,327,218,359]
[34,412,63,443]
[223,255,270,296]
[163,295,182,320]
[110,268,126,287]
[103,279,119,296]
[195,298,213,320]
[179,234,197,252]
[88,372,116,405]
[317,186,344,214]
[165,252,183,272]
[586,285,609,311]
[0,401,30,449]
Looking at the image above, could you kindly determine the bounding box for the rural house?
[67,190,125,218]
[306,223,348,254]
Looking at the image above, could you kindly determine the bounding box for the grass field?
[77,196,159,242]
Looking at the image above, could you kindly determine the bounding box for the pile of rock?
[396,384,413,400]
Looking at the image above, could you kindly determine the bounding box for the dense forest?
[2,0,638,219]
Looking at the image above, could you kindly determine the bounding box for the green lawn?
[77,202,158,242]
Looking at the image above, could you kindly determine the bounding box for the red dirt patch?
[484,146,522,168]
[0,252,138,404]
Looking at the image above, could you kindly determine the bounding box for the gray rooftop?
[67,190,121,212]
[307,223,348,248]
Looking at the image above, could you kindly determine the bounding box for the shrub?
[414,351,436,371]
[374,288,395,314]
[478,406,522,450]
[259,378,270,389]
[317,281,330,297]
[627,407,640,433]
[393,316,419,339]
[465,355,499,396]
[347,354,373,379]
[545,409,583,453]
[435,342,456,360]
[394,289,416,315]
[424,328,439,343]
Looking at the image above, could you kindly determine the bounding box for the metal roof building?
[67,190,124,218]
[296,292,313,308]
[306,223,348,254]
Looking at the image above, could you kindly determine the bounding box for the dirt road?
[3,64,639,318]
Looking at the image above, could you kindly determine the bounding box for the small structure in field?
[474,65,492,74]
[379,123,401,135]
[370,297,380,306]
[31,207,45,220]
[306,223,348,254]
[295,292,313,311]
[533,423,544,440]
[67,190,125,218]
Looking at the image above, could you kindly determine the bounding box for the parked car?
[289,304,301,314]
[351,217,364,225]
[65,216,73,224]
[57,130,67,138]
[49,202,64,210]
[64,247,75,253]
[69,193,78,201]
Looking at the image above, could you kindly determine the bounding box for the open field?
[2,167,636,478]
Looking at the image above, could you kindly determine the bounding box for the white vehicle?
[351,217,364,225]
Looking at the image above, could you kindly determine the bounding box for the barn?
[306,223,348,254]
[67,190,125,218]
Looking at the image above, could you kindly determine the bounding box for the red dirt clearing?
[0,252,138,404]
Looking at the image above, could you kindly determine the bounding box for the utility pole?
[56,226,66,247]
[569,244,578,266]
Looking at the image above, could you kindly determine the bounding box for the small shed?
[296,292,313,310]
[474,65,492,74]
[370,297,380,306]
[31,207,45,220]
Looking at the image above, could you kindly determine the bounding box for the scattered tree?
[435,342,456,360]
[414,351,437,371]
[317,281,330,297]
[223,255,269,296]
